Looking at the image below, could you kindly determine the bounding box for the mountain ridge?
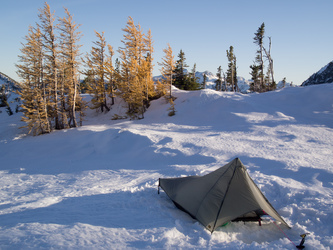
[301,60,333,86]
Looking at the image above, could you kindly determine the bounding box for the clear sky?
[1,0,332,85]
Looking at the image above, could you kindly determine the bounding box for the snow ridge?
[301,60,333,86]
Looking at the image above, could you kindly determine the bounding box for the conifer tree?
[202,73,207,89]
[249,64,261,92]
[251,23,277,92]
[17,3,85,134]
[187,63,201,90]
[17,25,51,135]
[215,66,222,91]
[59,7,84,127]
[282,77,286,88]
[118,17,143,117]
[173,49,189,90]
[143,29,155,103]
[0,85,7,108]
[253,22,265,91]
[118,16,154,118]
[158,43,175,99]
[263,36,276,91]
[226,46,238,92]
[105,44,116,105]
[83,31,110,113]
[38,2,61,129]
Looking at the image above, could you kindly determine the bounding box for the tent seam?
[211,158,240,232]
[193,160,235,219]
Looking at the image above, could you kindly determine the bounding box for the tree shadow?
[3,127,216,176]
[239,156,333,189]
[0,189,176,230]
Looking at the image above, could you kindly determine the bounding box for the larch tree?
[17,3,85,135]
[105,44,116,106]
[158,43,175,99]
[83,31,111,113]
[143,29,155,104]
[118,16,154,119]
[17,26,51,135]
[118,17,143,117]
[58,7,84,127]
[38,2,61,129]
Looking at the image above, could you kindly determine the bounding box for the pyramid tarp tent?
[158,158,290,232]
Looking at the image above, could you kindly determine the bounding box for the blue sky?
[1,0,332,85]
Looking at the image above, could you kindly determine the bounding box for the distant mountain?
[301,61,333,86]
[0,72,20,91]
[153,70,252,93]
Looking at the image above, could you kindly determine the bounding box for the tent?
[158,158,290,233]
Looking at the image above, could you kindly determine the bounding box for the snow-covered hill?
[0,84,332,249]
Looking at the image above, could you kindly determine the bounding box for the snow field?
[0,83,332,249]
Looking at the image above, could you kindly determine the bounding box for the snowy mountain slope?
[0,72,19,91]
[302,60,333,86]
[0,84,333,249]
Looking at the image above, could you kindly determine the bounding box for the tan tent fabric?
[159,158,290,232]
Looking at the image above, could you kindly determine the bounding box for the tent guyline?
[158,158,290,233]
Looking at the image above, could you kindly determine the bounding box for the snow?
[0,83,333,249]
[317,60,333,75]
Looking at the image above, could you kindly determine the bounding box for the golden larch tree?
[118,16,155,119]
[83,31,111,113]
[38,2,61,129]
[59,7,84,127]
[158,43,175,99]
[17,26,51,135]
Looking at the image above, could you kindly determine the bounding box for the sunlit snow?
[0,83,332,249]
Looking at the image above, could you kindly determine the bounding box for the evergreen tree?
[0,85,13,115]
[253,22,265,91]
[187,63,201,90]
[251,23,277,92]
[249,64,261,92]
[282,77,286,88]
[202,73,207,89]
[226,46,238,92]
[172,50,200,90]
[0,85,7,108]
[215,66,222,91]
[173,49,189,90]
[263,36,276,91]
